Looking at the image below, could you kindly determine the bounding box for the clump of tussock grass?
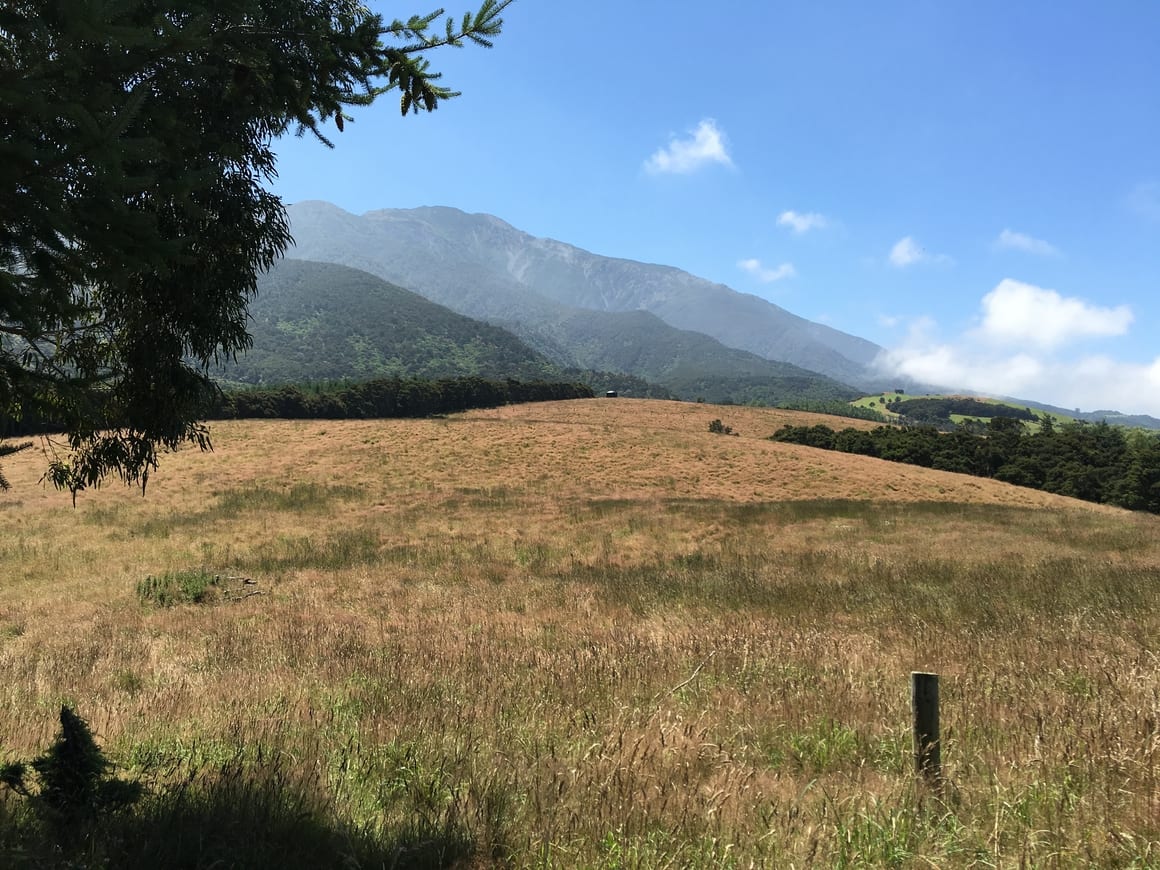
[136,568,222,608]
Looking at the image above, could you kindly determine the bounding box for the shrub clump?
[136,568,223,607]
[708,419,739,436]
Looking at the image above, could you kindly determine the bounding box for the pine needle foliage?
[0,0,512,498]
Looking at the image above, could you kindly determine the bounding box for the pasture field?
[851,393,1079,433]
[1,399,1157,867]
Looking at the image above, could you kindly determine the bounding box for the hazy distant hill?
[1015,398,1160,431]
[525,308,860,404]
[216,259,557,385]
[284,201,882,387]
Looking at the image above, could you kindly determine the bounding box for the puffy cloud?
[874,281,1158,415]
[889,237,922,267]
[994,229,1059,256]
[777,210,828,234]
[738,258,796,283]
[888,235,949,268]
[978,279,1132,349]
[644,119,734,175]
[879,343,1160,416]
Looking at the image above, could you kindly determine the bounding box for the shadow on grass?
[0,759,475,869]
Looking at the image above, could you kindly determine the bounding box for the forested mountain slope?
[216,259,557,384]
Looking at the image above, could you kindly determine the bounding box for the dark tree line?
[892,397,1038,426]
[211,377,593,420]
[771,416,1160,513]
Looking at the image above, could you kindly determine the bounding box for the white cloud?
[874,281,1159,415]
[777,210,828,234]
[878,343,1160,416]
[888,236,950,268]
[994,229,1059,257]
[889,237,923,267]
[644,119,733,175]
[978,279,1133,349]
[738,258,796,283]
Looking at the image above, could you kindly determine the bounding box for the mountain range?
[220,200,1157,428]
[220,258,860,406]
[283,201,885,389]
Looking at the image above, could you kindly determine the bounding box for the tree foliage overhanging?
[0,0,511,495]
[771,416,1160,513]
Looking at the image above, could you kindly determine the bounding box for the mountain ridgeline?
[282,201,882,391]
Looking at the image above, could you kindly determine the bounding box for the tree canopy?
[771,418,1160,514]
[0,0,511,496]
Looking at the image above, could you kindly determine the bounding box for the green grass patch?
[136,569,223,607]
[237,527,382,573]
[1,751,474,869]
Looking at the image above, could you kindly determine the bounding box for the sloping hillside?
[1,399,1121,514]
[434,400,1123,510]
[215,259,557,384]
[518,308,860,404]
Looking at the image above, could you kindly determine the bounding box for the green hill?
[852,392,1160,432]
[216,259,558,385]
[516,308,861,406]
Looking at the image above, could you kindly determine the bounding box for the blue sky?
[270,1,1160,416]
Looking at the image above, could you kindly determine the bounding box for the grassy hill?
[852,392,1080,429]
[1,400,1156,867]
[852,392,1160,432]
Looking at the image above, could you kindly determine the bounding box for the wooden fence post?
[911,671,940,786]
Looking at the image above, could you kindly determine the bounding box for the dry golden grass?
[1,399,1157,867]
